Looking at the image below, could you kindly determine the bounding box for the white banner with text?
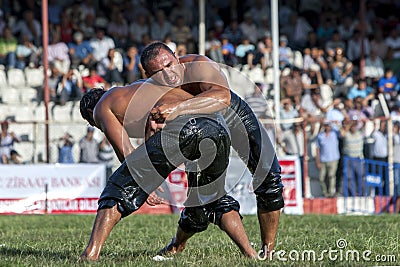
[0,164,106,214]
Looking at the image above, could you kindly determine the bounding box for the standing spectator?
[57,132,74,163]
[68,31,95,69]
[325,98,345,131]
[12,10,42,46]
[316,120,340,197]
[15,34,41,69]
[47,31,70,74]
[123,45,143,84]
[0,27,17,70]
[279,123,304,160]
[79,126,99,163]
[0,121,20,164]
[371,120,388,195]
[393,121,400,212]
[98,135,114,180]
[150,9,172,41]
[340,119,365,196]
[90,27,115,63]
[347,97,371,130]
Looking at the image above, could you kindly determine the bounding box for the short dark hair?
[80,88,107,125]
[140,41,174,73]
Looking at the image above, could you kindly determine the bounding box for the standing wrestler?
[79,81,257,260]
[140,42,284,257]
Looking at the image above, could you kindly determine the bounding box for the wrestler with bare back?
[79,80,257,261]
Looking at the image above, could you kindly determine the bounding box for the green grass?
[0,214,399,266]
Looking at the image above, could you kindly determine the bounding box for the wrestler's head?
[140,41,183,87]
[80,88,107,127]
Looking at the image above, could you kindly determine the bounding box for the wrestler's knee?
[178,207,209,234]
[254,172,284,212]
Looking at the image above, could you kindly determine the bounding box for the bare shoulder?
[179,54,212,64]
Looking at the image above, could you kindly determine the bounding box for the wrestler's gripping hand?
[150,102,180,123]
[146,187,166,206]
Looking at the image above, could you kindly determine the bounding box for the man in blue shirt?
[316,120,340,197]
[68,31,95,68]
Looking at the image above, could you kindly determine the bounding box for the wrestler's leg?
[219,210,257,258]
[257,209,280,257]
[80,206,121,261]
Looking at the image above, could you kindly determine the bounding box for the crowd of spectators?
[0,0,399,197]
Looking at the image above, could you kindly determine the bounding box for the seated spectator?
[280,98,299,131]
[347,96,372,130]
[176,43,187,56]
[59,10,74,44]
[347,29,370,69]
[96,48,124,86]
[123,45,143,84]
[222,19,243,46]
[57,132,74,163]
[278,35,293,69]
[0,27,18,70]
[364,49,385,88]
[337,15,354,43]
[47,31,70,74]
[369,29,388,60]
[391,103,400,120]
[280,66,303,107]
[12,10,42,46]
[385,28,400,60]
[331,47,353,99]
[316,17,335,45]
[79,126,99,163]
[90,27,115,63]
[205,29,224,64]
[239,12,257,45]
[3,149,22,164]
[221,35,237,66]
[15,34,41,69]
[56,68,83,106]
[79,13,96,40]
[82,64,109,92]
[257,34,273,69]
[325,30,346,53]
[256,16,271,41]
[280,12,312,50]
[304,31,321,50]
[163,33,176,53]
[128,14,149,45]
[150,9,172,41]
[378,68,399,108]
[0,121,20,164]
[347,79,374,100]
[68,31,95,69]
[244,82,268,119]
[235,37,255,65]
[301,90,328,120]
[171,15,193,52]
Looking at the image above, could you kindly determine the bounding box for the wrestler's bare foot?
[157,237,186,255]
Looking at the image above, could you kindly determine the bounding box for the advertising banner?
[0,164,105,214]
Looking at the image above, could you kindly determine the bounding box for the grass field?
[0,213,399,266]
